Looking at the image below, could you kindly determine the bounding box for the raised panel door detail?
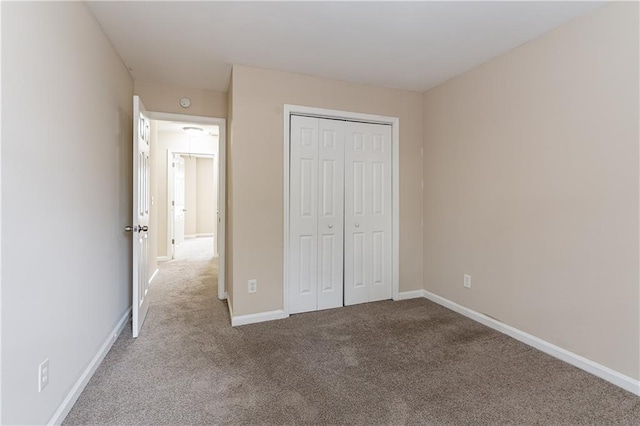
[372,162,384,215]
[321,160,335,216]
[300,158,314,217]
[299,235,313,294]
[323,130,335,149]
[352,233,365,288]
[372,231,384,285]
[373,134,384,152]
[301,128,313,147]
[353,133,364,151]
[353,161,365,215]
[320,234,334,292]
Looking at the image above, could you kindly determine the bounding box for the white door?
[289,116,345,314]
[132,96,151,338]
[317,118,344,310]
[173,155,186,252]
[289,116,319,314]
[344,122,393,305]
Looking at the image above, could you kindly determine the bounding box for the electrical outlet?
[38,358,49,392]
[464,274,471,289]
[248,279,257,293]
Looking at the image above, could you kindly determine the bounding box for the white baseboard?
[148,268,159,287]
[395,290,426,300]
[231,309,289,327]
[421,290,640,396]
[185,234,196,239]
[196,233,214,238]
[157,256,170,262]
[48,307,132,425]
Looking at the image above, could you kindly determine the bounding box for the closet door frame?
[283,105,400,316]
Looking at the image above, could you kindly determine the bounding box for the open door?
[132,96,151,338]
[173,154,186,256]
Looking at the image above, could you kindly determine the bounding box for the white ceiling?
[156,120,219,135]
[88,1,603,93]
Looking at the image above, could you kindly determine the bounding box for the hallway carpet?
[64,249,640,424]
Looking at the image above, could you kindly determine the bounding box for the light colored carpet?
[63,241,640,425]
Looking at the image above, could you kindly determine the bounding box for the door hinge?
[172,162,175,167]
[172,200,175,206]
[172,239,175,244]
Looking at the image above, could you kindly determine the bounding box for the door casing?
[283,105,400,316]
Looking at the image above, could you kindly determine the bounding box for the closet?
[289,115,392,314]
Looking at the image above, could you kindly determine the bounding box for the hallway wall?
[1,2,134,424]
[134,80,227,118]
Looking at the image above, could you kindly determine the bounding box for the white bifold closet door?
[344,122,392,305]
[290,116,345,314]
[289,115,392,314]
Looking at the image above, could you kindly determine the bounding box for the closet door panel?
[317,119,345,310]
[367,124,392,302]
[344,122,392,305]
[290,116,320,314]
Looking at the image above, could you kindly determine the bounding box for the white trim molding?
[148,268,159,287]
[283,104,400,315]
[157,256,170,262]
[421,290,640,396]
[231,309,289,327]
[396,290,426,300]
[48,307,132,425]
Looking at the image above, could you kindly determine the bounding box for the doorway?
[146,113,226,302]
[169,153,216,260]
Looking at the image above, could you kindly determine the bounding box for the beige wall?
[422,2,639,380]
[176,156,215,238]
[229,65,424,316]
[1,2,134,424]
[196,158,216,235]
[184,156,198,236]
[226,72,235,305]
[154,131,217,258]
[134,80,227,118]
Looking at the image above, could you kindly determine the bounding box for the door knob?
[137,225,149,232]
[355,223,360,228]
[328,224,333,229]
[124,226,133,232]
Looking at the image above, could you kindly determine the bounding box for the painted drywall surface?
[196,158,216,235]
[154,131,217,258]
[422,2,639,379]
[230,65,424,316]
[184,156,198,236]
[1,2,134,424]
[134,80,227,118]
[226,72,235,307]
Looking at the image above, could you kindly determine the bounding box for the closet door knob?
[328,224,333,229]
[355,223,360,228]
